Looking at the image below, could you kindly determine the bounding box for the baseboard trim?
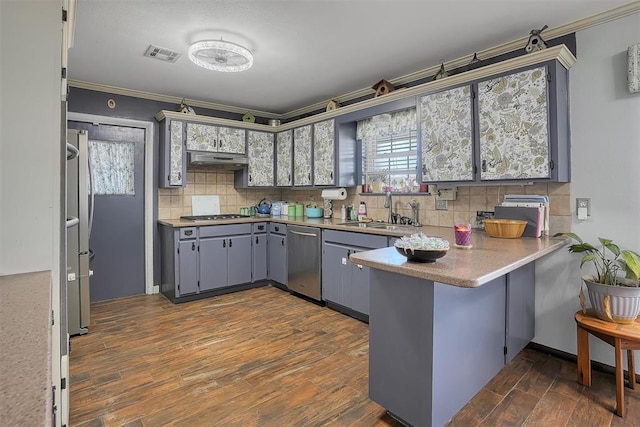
[526,342,639,385]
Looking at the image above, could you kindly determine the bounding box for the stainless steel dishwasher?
[287,225,321,301]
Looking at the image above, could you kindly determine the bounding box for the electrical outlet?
[435,200,448,210]
[576,198,591,216]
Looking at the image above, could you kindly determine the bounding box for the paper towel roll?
[321,188,347,200]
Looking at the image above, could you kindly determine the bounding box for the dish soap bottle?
[357,201,367,221]
[341,204,346,220]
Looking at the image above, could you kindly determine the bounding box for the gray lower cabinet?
[177,229,198,295]
[199,225,253,288]
[252,223,268,282]
[322,230,387,320]
[198,235,227,291]
[267,223,287,286]
[159,223,255,302]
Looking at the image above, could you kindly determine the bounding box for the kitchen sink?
[336,221,416,231]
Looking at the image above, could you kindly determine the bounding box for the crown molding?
[279,1,640,120]
[67,79,283,119]
[156,45,576,133]
[70,1,639,120]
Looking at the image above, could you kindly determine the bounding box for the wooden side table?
[575,310,640,416]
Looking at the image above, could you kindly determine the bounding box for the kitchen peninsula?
[350,232,568,427]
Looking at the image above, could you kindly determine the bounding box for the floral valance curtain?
[356,107,417,141]
[89,140,135,195]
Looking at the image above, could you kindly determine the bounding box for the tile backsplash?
[158,169,571,232]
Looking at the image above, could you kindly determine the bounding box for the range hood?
[187,152,248,170]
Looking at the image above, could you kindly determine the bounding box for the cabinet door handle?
[422,164,426,173]
[330,171,333,180]
[229,239,233,247]
[178,172,182,181]
[255,236,259,244]
[281,238,285,246]
[288,173,291,184]
[191,242,195,251]
[185,230,193,236]
[223,240,226,248]
[275,226,280,232]
[308,172,311,181]
[249,174,252,182]
[219,139,223,148]
[482,159,487,172]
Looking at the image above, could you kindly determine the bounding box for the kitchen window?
[357,108,419,193]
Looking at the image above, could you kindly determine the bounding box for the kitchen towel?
[192,195,220,216]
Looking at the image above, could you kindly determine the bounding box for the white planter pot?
[583,275,640,324]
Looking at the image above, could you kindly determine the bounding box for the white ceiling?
[68,0,631,115]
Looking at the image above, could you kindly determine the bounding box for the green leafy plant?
[554,232,640,286]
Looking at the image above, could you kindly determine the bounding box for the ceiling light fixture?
[188,39,253,72]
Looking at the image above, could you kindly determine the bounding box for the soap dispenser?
[357,201,367,220]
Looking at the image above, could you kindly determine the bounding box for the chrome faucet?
[408,199,421,227]
[384,192,393,223]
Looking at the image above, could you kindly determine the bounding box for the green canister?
[295,204,303,217]
[288,205,297,217]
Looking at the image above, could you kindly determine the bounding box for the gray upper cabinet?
[218,126,246,154]
[419,60,569,184]
[159,119,185,188]
[276,130,293,187]
[293,125,312,186]
[477,66,550,181]
[247,131,274,187]
[420,86,474,182]
[186,122,246,154]
[313,119,335,186]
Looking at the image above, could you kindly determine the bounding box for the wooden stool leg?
[628,349,636,390]
[577,325,591,386]
[615,338,624,417]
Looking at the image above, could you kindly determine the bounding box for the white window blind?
[357,108,419,193]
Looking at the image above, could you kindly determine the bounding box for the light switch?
[342,257,347,265]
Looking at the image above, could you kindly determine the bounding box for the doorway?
[68,114,154,301]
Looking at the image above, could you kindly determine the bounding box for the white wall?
[0,1,62,275]
[534,12,640,370]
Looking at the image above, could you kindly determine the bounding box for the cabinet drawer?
[323,230,387,249]
[253,222,267,233]
[179,227,197,240]
[198,224,252,238]
[269,223,287,235]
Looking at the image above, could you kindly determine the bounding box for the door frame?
[68,113,155,295]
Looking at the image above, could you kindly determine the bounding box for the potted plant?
[555,232,640,323]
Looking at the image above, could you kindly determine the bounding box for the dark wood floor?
[70,285,640,426]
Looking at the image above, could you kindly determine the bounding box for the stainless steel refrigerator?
[66,129,93,335]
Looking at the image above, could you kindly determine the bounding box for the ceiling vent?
[144,45,182,63]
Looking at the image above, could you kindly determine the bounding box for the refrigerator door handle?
[87,142,95,237]
[66,142,78,160]
[66,216,79,229]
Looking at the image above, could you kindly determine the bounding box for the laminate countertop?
[0,271,52,426]
[159,216,569,287]
[350,229,569,288]
[159,216,437,238]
